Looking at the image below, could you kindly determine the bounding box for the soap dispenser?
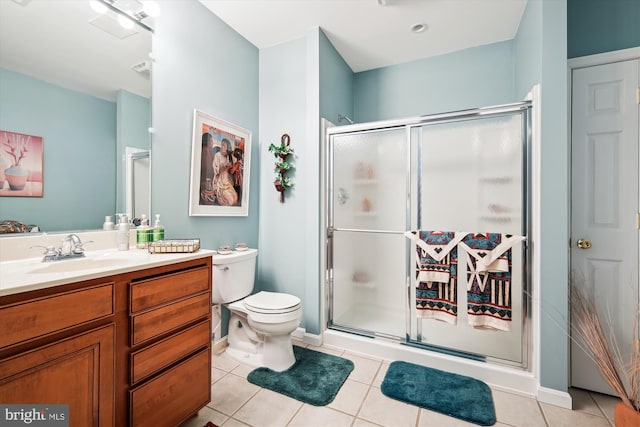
[152,214,165,242]
[136,214,151,249]
[117,214,130,251]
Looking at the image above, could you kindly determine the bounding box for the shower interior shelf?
[353,179,377,215]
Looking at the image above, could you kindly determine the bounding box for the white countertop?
[0,248,215,297]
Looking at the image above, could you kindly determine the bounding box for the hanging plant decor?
[268,133,294,203]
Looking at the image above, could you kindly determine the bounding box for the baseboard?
[212,336,228,355]
[292,327,322,347]
[537,385,572,409]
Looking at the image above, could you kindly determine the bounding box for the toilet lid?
[244,291,301,313]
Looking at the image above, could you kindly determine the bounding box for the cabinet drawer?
[130,320,210,384]
[0,283,114,349]
[130,347,211,427]
[130,266,209,313]
[131,293,210,345]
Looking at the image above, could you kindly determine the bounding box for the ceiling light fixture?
[141,1,160,18]
[118,13,135,30]
[90,0,158,32]
[411,23,427,34]
[89,0,108,14]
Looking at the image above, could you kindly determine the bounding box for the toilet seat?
[244,291,301,314]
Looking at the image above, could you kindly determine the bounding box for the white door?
[570,58,639,394]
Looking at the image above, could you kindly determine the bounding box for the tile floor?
[180,341,621,427]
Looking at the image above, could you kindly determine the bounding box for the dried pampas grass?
[570,279,639,412]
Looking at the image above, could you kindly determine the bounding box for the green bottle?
[136,214,151,249]
[152,214,165,242]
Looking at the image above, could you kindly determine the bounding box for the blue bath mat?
[247,346,354,406]
[381,361,496,426]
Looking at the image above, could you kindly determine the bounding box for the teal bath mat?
[381,361,496,426]
[247,346,354,406]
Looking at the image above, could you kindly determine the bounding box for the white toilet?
[211,248,302,371]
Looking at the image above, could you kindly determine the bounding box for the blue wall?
[0,68,116,231]
[151,1,259,250]
[258,35,314,329]
[568,0,640,58]
[515,0,569,393]
[319,30,354,124]
[353,40,515,122]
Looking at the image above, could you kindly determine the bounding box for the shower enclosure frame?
[324,101,533,370]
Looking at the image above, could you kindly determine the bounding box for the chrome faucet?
[31,234,91,262]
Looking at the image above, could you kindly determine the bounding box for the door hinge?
[637,212,640,230]
[637,87,640,105]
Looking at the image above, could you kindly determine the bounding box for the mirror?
[0,0,152,233]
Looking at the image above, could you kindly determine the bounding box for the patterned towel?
[459,233,525,331]
[405,231,466,324]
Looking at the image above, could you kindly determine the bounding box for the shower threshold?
[331,303,405,338]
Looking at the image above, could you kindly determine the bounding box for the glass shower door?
[328,127,408,338]
[410,112,529,363]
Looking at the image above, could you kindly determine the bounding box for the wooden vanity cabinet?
[127,264,212,427]
[0,255,212,427]
[0,280,116,427]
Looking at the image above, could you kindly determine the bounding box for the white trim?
[212,336,228,355]
[527,84,542,392]
[568,46,640,70]
[292,327,322,347]
[537,386,573,409]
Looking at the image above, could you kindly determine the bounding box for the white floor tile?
[233,388,303,427]
[342,352,383,385]
[327,379,370,415]
[590,391,620,425]
[221,418,251,427]
[231,362,254,379]
[372,361,390,388]
[213,352,241,372]
[179,405,228,427]
[541,402,612,427]
[352,418,381,427]
[287,404,354,427]
[492,389,547,427]
[212,367,227,384]
[208,374,260,416]
[569,388,603,416]
[358,386,419,427]
[417,408,481,427]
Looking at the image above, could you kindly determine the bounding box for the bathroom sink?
[28,256,127,274]
[0,231,216,297]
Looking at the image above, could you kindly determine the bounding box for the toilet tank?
[211,248,257,304]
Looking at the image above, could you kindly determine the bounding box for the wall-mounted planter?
[268,134,294,203]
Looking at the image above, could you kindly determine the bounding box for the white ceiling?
[0,0,527,101]
[200,0,528,72]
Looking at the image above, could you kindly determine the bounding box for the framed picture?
[189,110,251,216]
[0,130,44,197]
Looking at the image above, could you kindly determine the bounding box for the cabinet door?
[0,325,115,427]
